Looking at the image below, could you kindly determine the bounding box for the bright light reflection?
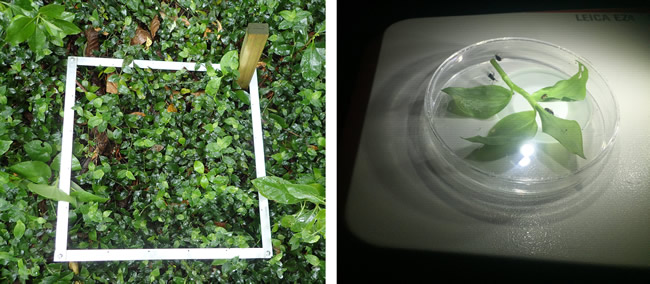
[517,143,535,167]
[518,156,531,167]
[520,143,535,156]
[513,188,527,194]
[457,55,463,62]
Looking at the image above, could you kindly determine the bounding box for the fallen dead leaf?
[129,112,146,117]
[151,144,164,152]
[84,28,99,57]
[68,262,80,275]
[179,16,190,26]
[145,37,152,50]
[105,73,118,94]
[130,26,151,46]
[167,103,177,112]
[149,15,160,39]
[203,27,212,38]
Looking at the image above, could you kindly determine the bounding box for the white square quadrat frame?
[54,57,272,262]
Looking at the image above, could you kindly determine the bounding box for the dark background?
[336,1,650,281]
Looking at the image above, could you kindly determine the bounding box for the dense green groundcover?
[0,0,325,282]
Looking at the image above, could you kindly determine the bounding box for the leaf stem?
[489,59,543,112]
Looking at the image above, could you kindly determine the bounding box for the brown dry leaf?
[256,61,266,68]
[84,28,99,57]
[210,20,222,39]
[151,144,164,152]
[130,26,151,46]
[68,262,80,275]
[129,112,146,117]
[203,27,211,38]
[149,15,160,39]
[179,16,190,26]
[166,104,177,113]
[105,72,118,94]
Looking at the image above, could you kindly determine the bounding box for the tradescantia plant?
[444,56,588,159]
[0,0,325,282]
[0,1,81,59]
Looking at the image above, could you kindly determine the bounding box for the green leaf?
[88,115,103,128]
[285,184,325,205]
[200,175,209,189]
[194,161,204,174]
[466,143,520,161]
[234,90,250,105]
[269,113,289,128]
[70,187,109,203]
[27,25,46,51]
[52,19,81,35]
[134,139,155,147]
[125,170,136,180]
[205,62,216,77]
[207,136,232,156]
[24,140,53,162]
[205,77,221,96]
[5,15,36,45]
[279,10,296,22]
[252,176,298,204]
[0,140,12,156]
[118,83,130,95]
[220,50,239,74]
[532,62,588,101]
[92,169,104,179]
[13,220,25,240]
[26,182,77,206]
[10,161,51,184]
[443,85,512,119]
[0,251,17,262]
[38,4,65,19]
[300,43,324,81]
[464,111,538,145]
[537,106,585,159]
[41,18,63,37]
[50,153,82,172]
[305,254,320,266]
[252,176,325,205]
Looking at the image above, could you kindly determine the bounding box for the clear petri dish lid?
[424,37,619,201]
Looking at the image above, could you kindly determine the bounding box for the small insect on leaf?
[488,73,496,81]
[545,107,554,115]
[531,62,588,101]
[495,54,502,61]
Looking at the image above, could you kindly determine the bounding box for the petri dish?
[424,37,619,202]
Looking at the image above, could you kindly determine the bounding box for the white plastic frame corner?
[54,57,272,262]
